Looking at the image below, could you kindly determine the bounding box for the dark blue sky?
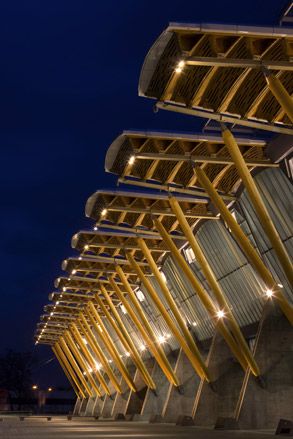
[0,0,287,386]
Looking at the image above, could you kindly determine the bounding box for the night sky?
[0,0,287,387]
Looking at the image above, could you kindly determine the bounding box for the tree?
[0,350,34,409]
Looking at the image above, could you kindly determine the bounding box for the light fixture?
[135,289,145,302]
[101,208,107,217]
[32,385,38,390]
[82,338,88,345]
[185,247,196,264]
[192,322,197,327]
[108,359,113,363]
[62,287,66,292]
[93,226,97,231]
[48,387,52,392]
[83,371,86,376]
[56,301,59,305]
[140,344,146,351]
[84,245,89,251]
[78,256,82,261]
[158,335,166,344]
[88,368,93,373]
[125,352,131,357]
[50,312,54,316]
[95,362,102,371]
[266,289,273,298]
[216,310,225,319]
[71,269,76,275]
[128,155,135,166]
[175,60,185,73]
[277,283,283,288]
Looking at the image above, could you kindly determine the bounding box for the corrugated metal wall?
[98,168,292,361]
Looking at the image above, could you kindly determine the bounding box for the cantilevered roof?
[104,130,275,195]
[71,229,173,261]
[85,189,216,234]
[139,24,293,131]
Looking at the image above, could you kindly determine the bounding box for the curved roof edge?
[104,129,266,175]
[138,22,293,98]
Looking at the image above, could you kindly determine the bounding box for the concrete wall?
[77,308,292,428]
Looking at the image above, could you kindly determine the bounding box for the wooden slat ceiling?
[139,25,293,126]
[105,131,269,195]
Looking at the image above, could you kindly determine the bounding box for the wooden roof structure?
[105,131,273,196]
[138,24,293,133]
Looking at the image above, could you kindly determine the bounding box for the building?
[34,3,293,430]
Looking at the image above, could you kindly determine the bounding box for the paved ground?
[0,417,276,438]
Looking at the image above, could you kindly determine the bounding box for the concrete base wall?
[238,307,293,429]
[78,309,292,428]
[163,349,201,421]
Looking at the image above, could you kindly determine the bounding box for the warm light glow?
[56,301,59,305]
[82,338,88,345]
[128,155,135,166]
[71,269,76,275]
[83,371,86,375]
[108,359,113,363]
[84,245,89,251]
[101,208,107,217]
[140,344,146,351]
[175,67,183,73]
[178,60,185,68]
[216,310,225,319]
[32,385,38,390]
[78,256,82,260]
[158,335,166,344]
[125,352,131,357]
[62,287,66,292]
[160,270,167,283]
[88,368,93,373]
[48,387,53,392]
[95,362,102,371]
[192,322,197,327]
[93,226,97,231]
[266,289,274,298]
[50,312,54,316]
[277,283,283,288]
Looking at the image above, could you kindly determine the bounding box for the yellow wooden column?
[70,323,110,396]
[264,70,293,123]
[97,286,156,390]
[169,196,261,376]
[109,272,180,387]
[221,124,293,287]
[86,302,137,392]
[126,250,210,381]
[63,331,101,397]
[52,345,82,398]
[78,314,122,394]
[154,218,256,374]
[194,164,293,325]
[59,337,93,397]
[137,237,211,381]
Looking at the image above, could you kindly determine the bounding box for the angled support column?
[86,301,137,392]
[222,125,293,287]
[70,323,110,396]
[264,70,293,123]
[98,285,156,390]
[154,218,251,373]
[109,272,180,387]
[78,314,122,394]
[169,196,260,376]
[194,164,293,325]
[126,250,210,381]
[63,331,101,397]
[52,345,81,398]
[59,337,93,397]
